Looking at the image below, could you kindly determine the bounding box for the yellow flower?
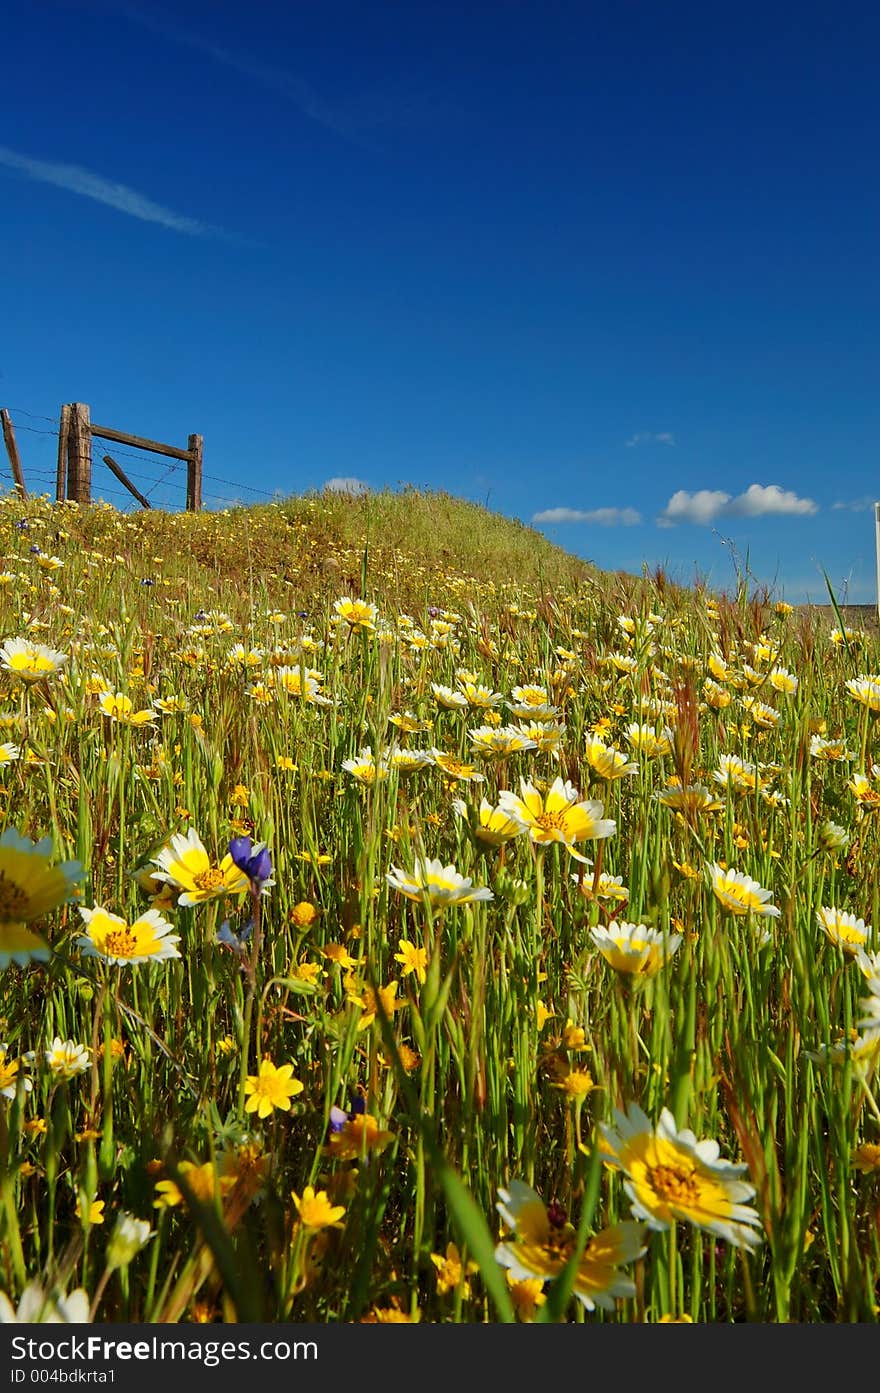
[98,692,155,726]
[454,797,526,847]
[655,783,723,816]
[0,1047,30,1099]
[291,1185,346,1230]
[852,1142,880,1173]
[430,1242,478,1297]
[555,1069,596,1099]
[342,748,389,786]
[348,980,400,1030]
[394,939,428,985]
[153,1160,235,1209]
[625,723,673,758]
[333,597,378,632]
[572,867,630,904]
[324,943,357,970]
[289,900,319,929]
[243,1058,304,1119]
[468,725,536,758]
[361,1303,420,1323]
[508,685,559,721]
[430,750,486,784]
[536,1001,554,1031]
[563,1022,589,1052]
[75,1196,105,1225]
[849,773,880,809]
[506,1271,547,1321]
[326,1112,394,1161]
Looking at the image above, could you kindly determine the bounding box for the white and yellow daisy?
[45,1038,91,1079]
[0,637,67,683]
[151,828,251,905]
[816,906,871,955]
[707,863,781,918]
[599,1102,763,1250]
[498,777,615,853]
[590,921,682,977]
[584,735,638,781]
[77,906,181,966]
[495,1181,646,1312]
[386,858,493,908]
[0,829,83,967]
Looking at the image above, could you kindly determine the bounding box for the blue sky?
[3,0,880,603]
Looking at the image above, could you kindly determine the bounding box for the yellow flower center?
[648,1162,702,1207]
[194,867,226,891]
[0,871,29,920]
[441,758,468,776]
[103,927,140,958]
[535,810,568,832]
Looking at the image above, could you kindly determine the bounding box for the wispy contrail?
[0,144,220,236]
[114,1,380,147]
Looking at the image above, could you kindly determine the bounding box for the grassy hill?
[1,484,633,621]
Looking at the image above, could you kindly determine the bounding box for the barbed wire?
[6,423,59,437]
[1,407,59,423]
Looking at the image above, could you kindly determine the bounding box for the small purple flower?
[228,836,273,890]
[215,918,254,956]
[329,1095,366,1134]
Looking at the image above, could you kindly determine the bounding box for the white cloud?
[726,484,818,518]
[626,431,675,447]
[659,482,818,526]
[832,497,876,512]
[660,489,732,525]
[0,144,220,236]
[532,506,641,526]
[324,476,369,495]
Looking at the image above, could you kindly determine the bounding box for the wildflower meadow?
[0,486,878,1324]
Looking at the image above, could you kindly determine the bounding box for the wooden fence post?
[102,454,152,509]
[186,433,203,511]
[0,410,27,498]
[67,403,92,504]
[56,404,71,502]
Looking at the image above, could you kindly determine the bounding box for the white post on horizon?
[876,502,880,622]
